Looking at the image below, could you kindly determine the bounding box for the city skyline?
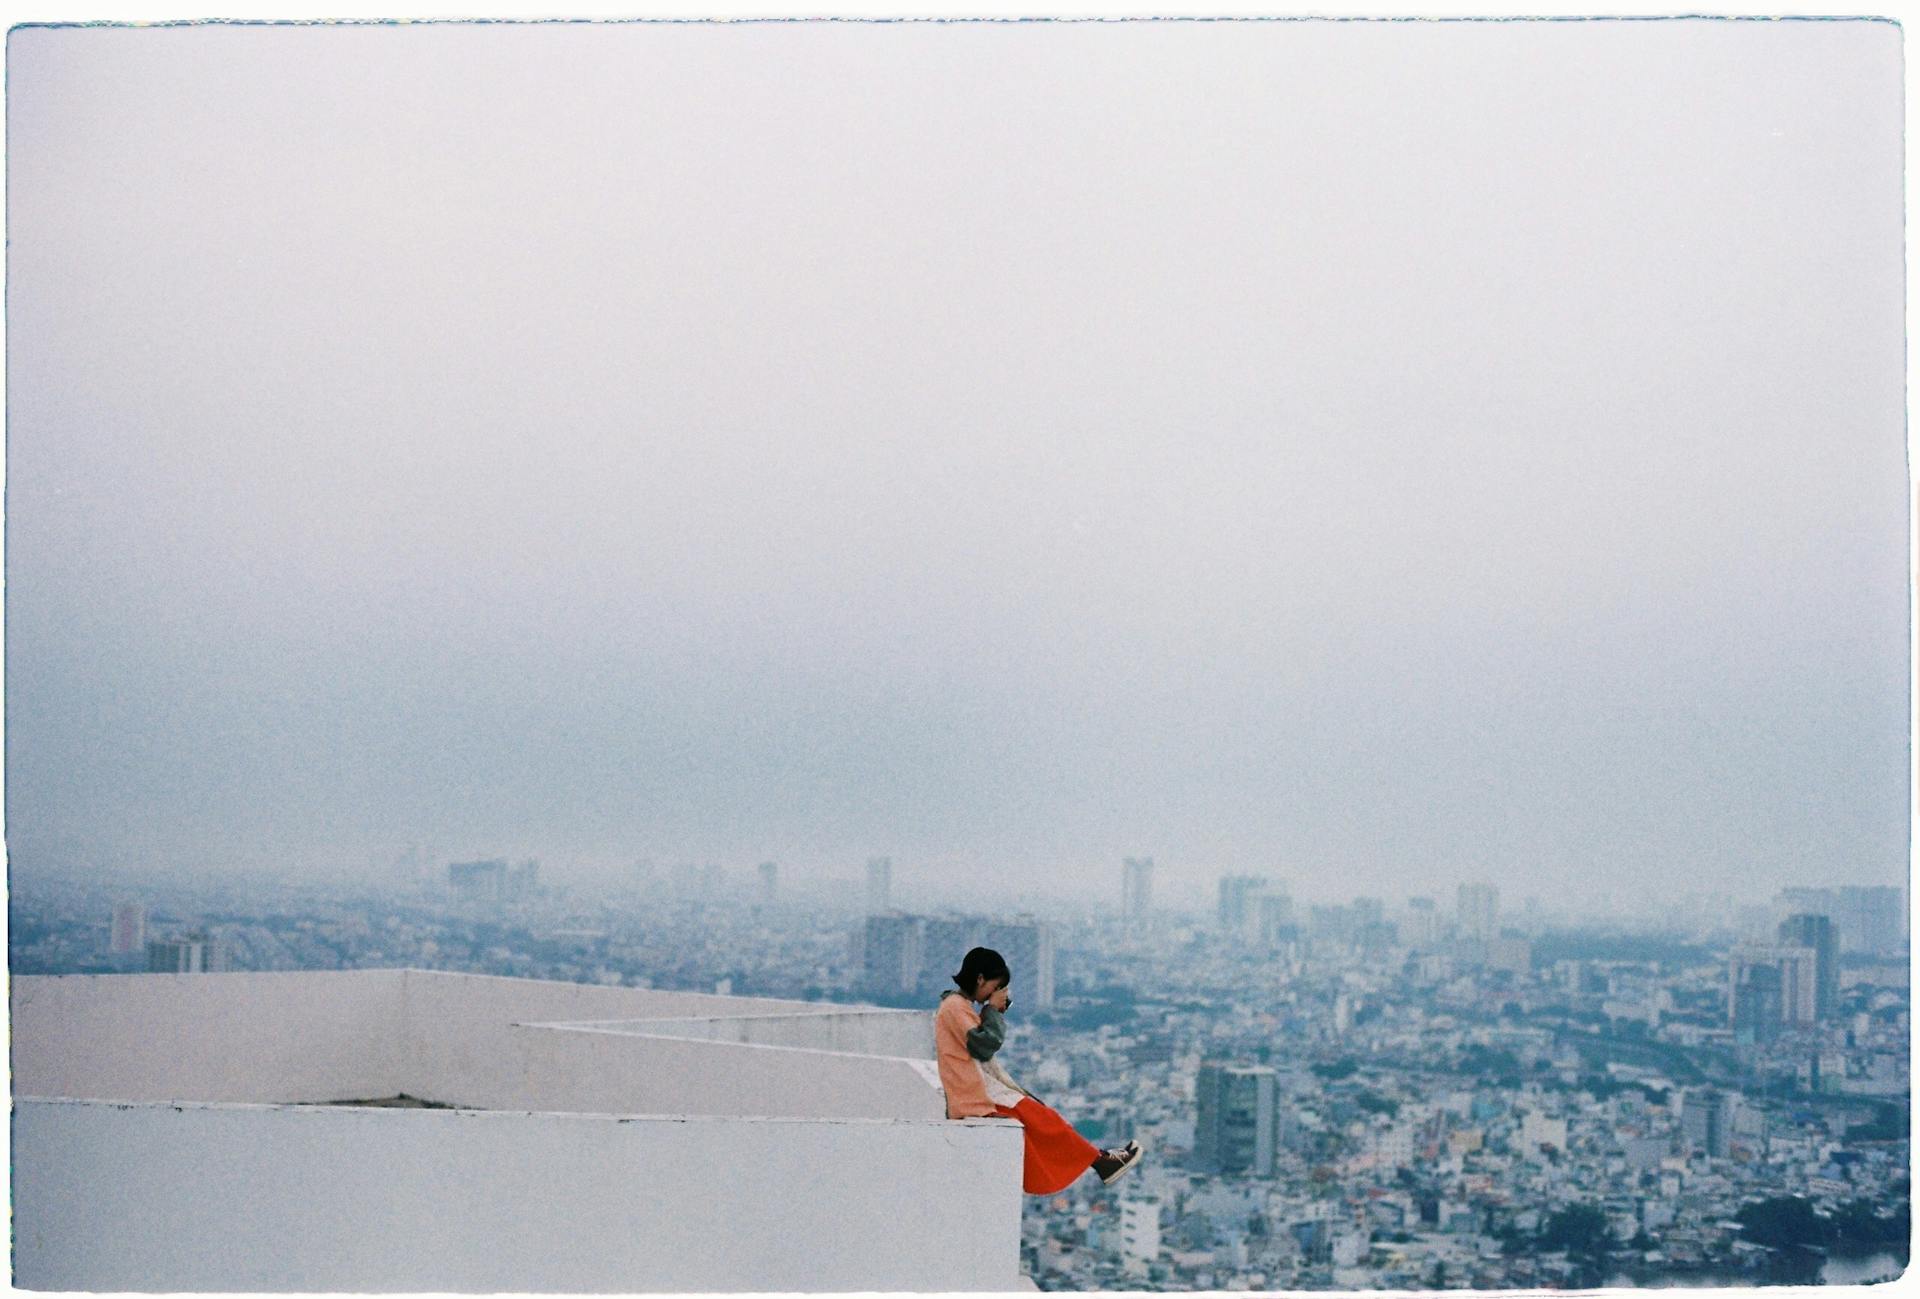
[6,19,1908,903]
[8,861,1908,1291]
[9,839,1910,922]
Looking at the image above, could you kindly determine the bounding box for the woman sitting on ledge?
[935,945,1143,1194]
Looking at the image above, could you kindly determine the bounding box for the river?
[1606,1250,1906,1288]
[1822,1252,1908,1286]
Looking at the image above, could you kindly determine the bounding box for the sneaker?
[1094,1139,1145,1184]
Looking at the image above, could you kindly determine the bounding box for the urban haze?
[5,16,1911,1294]
[5,18,1906,906]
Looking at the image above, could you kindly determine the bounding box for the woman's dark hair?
[953,946,1011,996]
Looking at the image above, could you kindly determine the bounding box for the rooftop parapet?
[12,969,1023,1291]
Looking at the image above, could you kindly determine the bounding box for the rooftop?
[13,968,1027,1292]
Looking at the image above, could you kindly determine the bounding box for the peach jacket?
[934,991,1027,1118]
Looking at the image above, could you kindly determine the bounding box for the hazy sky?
[5,18,1907,902]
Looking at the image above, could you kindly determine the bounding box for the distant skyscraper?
[1456,883,1499,941]
[1832,886,1904,954]
[1775,886,1830,916]
[1308,904,1357,944]
[1774,885,1906,955]
[109,903,146,956]
[1122,857,1154,919]
[449,859,508,898]
[860,914,922,996]
[1217,875,1268,933]
[1681,1087,1733,1158]
[1731,962,1783,1045]
[1728,944,1819,1028]
[757,861,778,905]
[1257,892,1296,947]
[147,935,218,974]
[913,913,1055,1009]
[919,914,974,985]
[1403,897,1438,948]
[1777,914,1837,1019]
[865,857,892,913]
[1194,1062,1277,1176]
[980,917,1055,1009]
[856,911,1056,1007]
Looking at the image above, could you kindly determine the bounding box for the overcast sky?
[5,18,1907,904]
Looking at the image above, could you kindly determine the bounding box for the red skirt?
[992,1096,1102,1195]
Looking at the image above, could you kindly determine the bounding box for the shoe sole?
[1099,1141,1145,1184]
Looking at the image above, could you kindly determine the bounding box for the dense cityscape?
[10,858,1909,1291]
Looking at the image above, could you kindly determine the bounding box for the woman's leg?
[992,1097,1103,1195]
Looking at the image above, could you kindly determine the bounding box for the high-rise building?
[979,917,1055,1009]
[109,903,146,956]
[1774,886,1830,917]
[1774,885,1906,955]
[1309,904,1357,944]
[913,915,1055,1008]
[1731,961,1784,1045]
[860,914,923,997]
[1402,897,1438,948]
[1728,944,1819,1028]
[1257,892,1296,947]
[919,915,975,988]
[1832,886,1904,955]
[1681,1087,1734,1158]
[1195,1062,1277,1176]
[757,861,779,905]
[147,935,218,974]
[1119,1199,1162,1268]
[1777,914,1837,1019]
[865,857,892,913]
[449,859,508,898]
[1217,875,1268,933]
[1123,857,1154,919]
[1520,895,1544,932]
[1456,883,1499,941]
[1353,898,1397,951]
[860,912,1055,1008]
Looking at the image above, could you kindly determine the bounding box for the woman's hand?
[988,986,1011,1012]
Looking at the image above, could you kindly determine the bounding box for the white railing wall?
[9,970,410,1105]
[548,1008,936,1058]
[13,1098,1026,1293]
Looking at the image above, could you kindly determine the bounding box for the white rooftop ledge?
[12,969,1024,1292]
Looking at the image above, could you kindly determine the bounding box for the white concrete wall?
[9,971,409,1104]
[395,971,941,1119]
[9,970,937,1118]
[480,1023,948,1120]
[13,1099,1026,1293]
[400,967,826,1023]
[563,1009,935,1059]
